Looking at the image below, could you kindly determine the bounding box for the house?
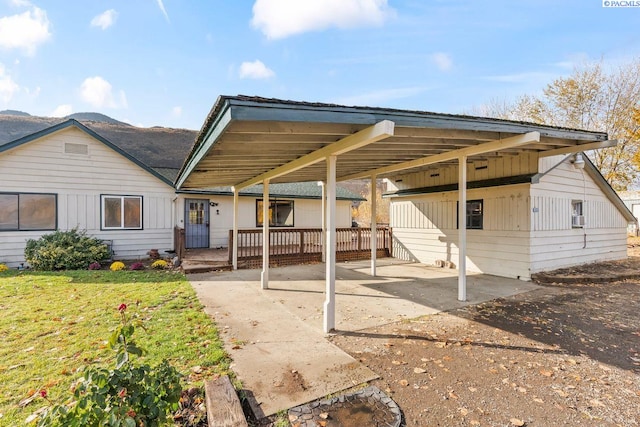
[618,191,640,236]
[0,116,361,268]
[385,151,635,280]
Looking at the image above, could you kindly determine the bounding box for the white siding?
[175,194,352,248]
[390,185,532,280]
[0,127,175,267]
[530,157,628,272]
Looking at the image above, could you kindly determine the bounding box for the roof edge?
[583,155,637,224]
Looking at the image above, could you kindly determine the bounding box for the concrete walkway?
[189,259,540,417]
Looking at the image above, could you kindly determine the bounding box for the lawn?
[0,269,229,426]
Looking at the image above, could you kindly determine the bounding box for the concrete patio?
[189,259,540,417]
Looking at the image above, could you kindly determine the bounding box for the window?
[101,195,142,230]
[457,199,483,230]
[256,199,294,227]
[571,200,584,228]
[0,193,57,231]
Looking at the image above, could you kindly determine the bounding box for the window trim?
[0,192,57,232]
[571,199,585,228]
[456,199,484,230]
[256,199,295,228]
[100,194,143,230]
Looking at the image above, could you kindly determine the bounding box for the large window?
[101,195,142,230]
[256,199,294,227]
[0,193,57,231]
[457,199,483,230]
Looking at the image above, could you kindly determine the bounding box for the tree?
[479,59,640,190]
[353,180,390,225]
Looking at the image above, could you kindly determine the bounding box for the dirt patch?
[275,368,309,396]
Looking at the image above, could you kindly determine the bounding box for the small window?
[571,200,585,228]
[457,199,484,230]
[101,195,142,230]
[256,199,294,227]
[0,193,57,231]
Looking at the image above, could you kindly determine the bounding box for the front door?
[185,199,209,248]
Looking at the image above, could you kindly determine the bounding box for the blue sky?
[0,0,638,130]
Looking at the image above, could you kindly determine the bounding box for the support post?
[323,156,337,333]
[261,179,270,289]
[319,181,326,263]
[370,174,377,277]
[232,187,239,270]
[458,155,467,301]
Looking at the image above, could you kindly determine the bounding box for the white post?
[458,155,467,301]
[232,187,239,270]
[319,181,326,263]
[261,179,270,290]
[370,174,377,277]
[323,155,337,333]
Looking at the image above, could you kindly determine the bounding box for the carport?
[175,95,613,333]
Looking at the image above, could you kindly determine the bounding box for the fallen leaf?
[414,368,427,374]
[539,369,553,377]
[510,418,525,426]
[458,407,469,416]
[468,387,477,392]
[435,342,447,348]
[399,379,409,387]
[533,398,544,404]
[319,412,329,419]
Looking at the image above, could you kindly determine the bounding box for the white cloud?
[0,5,51,55]
[79,76,127,109]
[156,0,170,22]
[431,52,453,72]
[239,60,275,79]
[251,0,395,39]
[91,9,117,30]
[10,0,32,7]
[0,64,20,104]
[51,104,73,117]
[172,106,182,117]
[334,86,430,106]
[484,71,555,83]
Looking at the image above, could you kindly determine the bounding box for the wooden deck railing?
[228,227,391,269]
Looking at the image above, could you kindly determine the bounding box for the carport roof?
[175,95,609,190]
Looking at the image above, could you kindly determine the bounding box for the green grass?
[0,269,230,426]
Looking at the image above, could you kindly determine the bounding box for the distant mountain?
[0,109,31,117]
[66,112,130,126]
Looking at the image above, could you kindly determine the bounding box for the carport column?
[261,179,270,289]
[323,155,337,333]
[319,181,326,263]
[458,155,467,301]
[370,174,377,277]
[232,187,239,270]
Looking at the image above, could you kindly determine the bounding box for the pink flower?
[118,303,127,312]
[39,389,47,398]
[118,388,127,398]
[126,409,136,418]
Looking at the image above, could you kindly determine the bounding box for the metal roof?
[176,95,609,190]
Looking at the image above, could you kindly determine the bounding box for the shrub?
[35,304,183,427]
[110,261,125,271]
[24,229,110,271]
[151,259,168,269]
[129,262,145,271]
[88,262,101,271]
[0,263,8,272]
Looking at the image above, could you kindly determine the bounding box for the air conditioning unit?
[572,215,585,227]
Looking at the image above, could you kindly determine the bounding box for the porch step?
[181,260,233,274]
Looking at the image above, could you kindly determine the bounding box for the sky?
[0,0,638,130]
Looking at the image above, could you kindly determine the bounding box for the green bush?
[24,229,111,271]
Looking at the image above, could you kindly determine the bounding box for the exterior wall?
[529,156,628,272]
[175,194,352,248]
[390,184,531,279]
[0,127,175,267]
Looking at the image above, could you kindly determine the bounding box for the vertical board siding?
[0,127,175,267]
[390,185,532,279]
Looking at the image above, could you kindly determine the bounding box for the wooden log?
[205,375,248,427]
